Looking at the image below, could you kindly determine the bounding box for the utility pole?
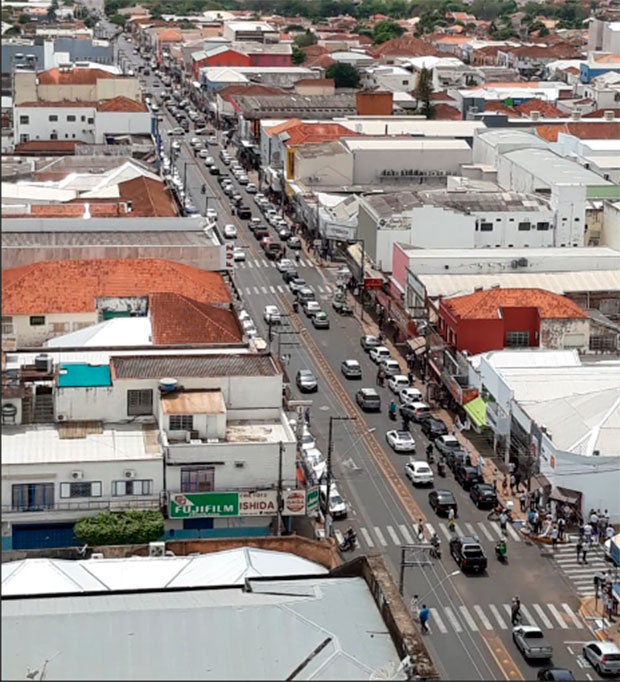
[276,440,283,536]
[324,416,356,539]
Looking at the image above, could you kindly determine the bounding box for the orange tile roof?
[305,53,336,68]
[38,67,116,85]
[2,259,231,315]
[17,100,96,108]
[369,36,439,58]
[535,121,620,141]
[96,96,147,112]
[149,292,242,345]
[117,176,177,217]
[295,78,335,86]
[266,118,302,137]
[157,28,183,42]
[13,140,84,154]
[443,288,587,320]
[483,101,520,118]
[431,103,461,120]
[565,66,580,74]
[284,122,358,146]
[430,90,455,101]
[582,108,620,118]
[514,98,566,118]
[592,53,620,64]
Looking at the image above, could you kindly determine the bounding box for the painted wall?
[14,71,140,105]
[294,146,353,187]
[8,312,97,347]
[95,111,152,142]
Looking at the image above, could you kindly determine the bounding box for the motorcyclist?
[389,400,397,420]
[342,527,357,550]
[437,456,446,476]
[292,299,299,313]
[448,507,455,531]
[430,533,441,558]
[496,535,507,558]
[426,443,434,463]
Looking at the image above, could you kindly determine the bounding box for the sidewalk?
[580,595,620,645]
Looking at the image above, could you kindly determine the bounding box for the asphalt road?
[121,39,606,681]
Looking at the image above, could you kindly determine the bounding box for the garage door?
[12,522,78,550]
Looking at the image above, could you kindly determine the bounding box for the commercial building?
[222,21,279,44]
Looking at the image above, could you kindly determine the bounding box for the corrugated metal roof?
[111,354,278,379]
[2,231,209,247]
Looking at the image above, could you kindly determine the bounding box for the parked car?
[289,278,307,294]
[254,227,269,241]
[341,359,362,379]
[277,258,296,273]
[513,626,553,661]
[282,269,299,284]
[582,641,620,676]
[454,464,482,491]
[312,312,330,329]
[388,375,410,394]
[421,417,448,441]
[399,387,423,404]
[296,287,316,304]
[246,182,257,193]
[263,305,281,324]
[356,388,381,412]
[288,236,302,250]
[399,402,431,423]
[405,459,434,487]
[207,135,217,145]
[278,227,292,241]
[223,224,237,239]
[449,536,488,573]
[380,358,401,378]
[360,335,381,352]
[428,489,458,517]
[369,346,391,364]
[237,205,251,219]
[469,483,497,509]
[536,669,575,681]
[265,242,284,260]
[386,430,416,453]
[303,300,322,318]
[208,165,220,176]
[296,369,318,393]
[241,319,257,338]
[319,484,347,519]
[447,449,472,472]
[434,435,461,458]
[233,247,246,262]
[206,207,218,221]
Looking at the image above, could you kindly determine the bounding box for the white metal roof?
[1,549,328,596]
[45,317,152,348]
[2,576,404,681]
[344,138,470,152]
[471,348,582,371]
[336,118,485,137]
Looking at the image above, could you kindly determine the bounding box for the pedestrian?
[477,455,485,479]
[450,423,457,436]
[576,538,583,564]
[551,524,559,549]
[581,538,591,565]
[500,511,508,534]
[407,370,414,385]
[558,516,566,542]
[606,524,615,543]
[304,407,311,428]
[419,604,430,633]
[584,522,593,544]
[511,596,521,626]
[594,572,602,598]
[492,469,498,492]
[417,518,425,542]
[510,474,516,495]
[508,461,516,476]
[590,510,599,540]
[606,594,615,622]
[533,510,540,535]
[376,370,382,387]
[578,522,585,540]
[519,490,527,513]
[502,474,508,495]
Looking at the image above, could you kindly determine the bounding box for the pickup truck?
[512,626,553,661]
[449,536,488,573]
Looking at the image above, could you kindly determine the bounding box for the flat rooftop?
[343,138,471,152]
[226,421,288,443]
[161,390,226,415]
[399,246,620,263]
[111,354,279,379]
[2,422,160,465]
[1,577,405,680]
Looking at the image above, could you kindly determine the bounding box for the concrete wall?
[14,104,96,144]
[539,317,590,351]
[294,147,353,187]
[602,200,620,250]
[8,312,96,347]
[2,216,206,232]
[95,111,152,142]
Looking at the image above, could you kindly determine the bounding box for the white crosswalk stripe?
[489,604,508,630]
[552,541,607,596]
[360,527,374,549]
[277,285,285,293]
[453,523,465,536]
[562,603,583,629]
[459,606,478,632]
[532,603,554,629]
[247,260,253,268]
[386,525,401,545]
[253,286,260,294]
[443,607,463,633]
[506,524,522,542]
[430,608,448,634]
[260,286,267,294]
[374,526,388,547]
[547,604,569,629]
[334,529,344,545]
[489,522,504,538]
[262,260,269,267]
[464,522,477,536]
[477,522,495,542]
[399,524,414,544]
[520,605,538,628]
[474,605,493,631]
[425,523,438,540]
[269,285,276,293]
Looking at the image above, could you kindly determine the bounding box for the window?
[81,115,86,122]
[505,331,529,347]
[29,315,45,326]
[181,466,214,492]
[2,316,14,336]
[87,117,94,124]
[518,221,531,231]
[537,222,550,231]
[12,483,54,511]
[48,114,58,122]
[479,222,493,232]
[50,132,58,140]
[19,134,30,143]
[169,414,194,430]
[59,481,102,498]
[67,115,76,122]
[52,322,69,333]
[127,389,153,416]
[19,115,29,125]
[112,480,153,496]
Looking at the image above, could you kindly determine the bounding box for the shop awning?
[464,396,486,429]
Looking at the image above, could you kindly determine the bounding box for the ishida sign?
[169,490,306,519]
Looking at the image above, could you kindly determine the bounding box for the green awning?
[464,396,486,429]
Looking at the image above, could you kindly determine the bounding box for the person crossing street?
[419,604,430,633]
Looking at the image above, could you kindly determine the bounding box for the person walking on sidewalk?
[581,538,591,565]
[519,490,527,513]
[304,407,311,428]
[477,455,485,479]
[576,538,583,564]
[510,474,516,495]
[492,469,498,493]
[558,516,566,542]
[419,605,430,633]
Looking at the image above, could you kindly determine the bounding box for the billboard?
[169,490,307,519]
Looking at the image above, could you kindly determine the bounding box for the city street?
[119,35,607,681]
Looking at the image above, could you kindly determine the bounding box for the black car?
[217,174,230,186]
[288,236,302,249]
[208,165,220,175]
[469,483,497,509]
[180,118,190,132]
[449,536,487,573]
[447,449,472,471]
[454,465,482,491]
[279,227,292,241]
[428,489,458,517]
[237,205,251,219]
[537,669,575,681]
[282,269,299,284]
[254,228,269,241]
[421,417,448,441]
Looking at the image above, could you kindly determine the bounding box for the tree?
[294,29,316,48]
[109,13,127,26]
[291,44,306,65]
[74,510,165,546]
[18,12,30,24]
[415,66,432,119]
[325,62,360,88]
[372,19,405,44]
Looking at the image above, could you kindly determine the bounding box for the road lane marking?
[454,523,465,536]
[399,524,414,544]
[546,603,569,629]
[506,524,521,542]
[459,606,478,632]
[386,525,401,545]
[489,522,504,538]
[359,527,374,548]
[261,286,268,294]
[269,285,276,293]
[443,607,463,633]
[430,608,448,634]
[502,604,515,626]
[334,529,344,545]
[474,605,494,630]
[477,522,495,542]
[247,260,253,268]
[465,522,477,536]
[437,523,452,541]
[562,604,583,629]
[426,523,440,539]
[520,605,538,627]
[253,286,260,294]
[374,526,388,547]
[262,259,269,267]
[277,285,284,293]
[532,604,554,629]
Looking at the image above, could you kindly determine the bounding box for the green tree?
[109,13,127,26]
[372,19,405,44]
[291,44,306,65]
[18,12,30,24]
[415,66,432,118]
[285,23,306,32]
[294,29,316,47]
[325,62,360,88]
[74,510,165,546]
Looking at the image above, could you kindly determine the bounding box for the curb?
[579,599,607,642]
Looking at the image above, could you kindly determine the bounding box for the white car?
[171,140,181,151]
[263,305,281,324]
[238,174,249,185]
[386,430,416,453]
[582,641,620,676]
[242,319,257,337]
[233,247,246,262]
[276,258,296,273]
[400,387,423,404]
[369,346,391,364]
[206,208,218,221]
[190,137,202,148]
[204,156,215,165]
[246,182,257,193]
[319,484,347,519]
[405,458,434,486]
[223,224,237,239]
[380,359,402,378]
[238,309,251,323]
[304,446,325,480]
[388,374,410,394]
[254,192,266,204]
[207,135,217,145]
[197,149,210,158]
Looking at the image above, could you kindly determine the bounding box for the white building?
[361,65,414,93]
[588,18,620,54]
[222,21,279,43]
[581,72,620,112]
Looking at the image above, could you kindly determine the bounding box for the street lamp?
[411,570,461,612]
[325,415,357,538]
[336,427,376,462]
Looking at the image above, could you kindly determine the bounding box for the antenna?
[26,652,61,680]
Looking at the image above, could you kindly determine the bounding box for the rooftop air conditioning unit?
[570,110,581,120]
[510,260,519,269]
[124,469,136,479]
[71,470,84,480]
[91,553,104,560]
[603,110,615,121]
[149,541,166,557]
[517,257,528,267]
[530,110,540,121]
[56,413,68,422]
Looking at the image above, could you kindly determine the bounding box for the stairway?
[32,394,54,424]
[20,393,33,425]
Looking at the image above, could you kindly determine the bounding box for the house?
[191,46,250,80]
[580,52,620,84]
[214,84,285,120]
[222,20,279,44]
[294,78,335,96]
[438,287,589,354]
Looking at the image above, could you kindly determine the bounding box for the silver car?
[582,641,620,676]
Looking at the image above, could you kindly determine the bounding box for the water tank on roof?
[35,354,53,373]
[159,378,178,393]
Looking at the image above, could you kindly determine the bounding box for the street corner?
[579,596,620,645]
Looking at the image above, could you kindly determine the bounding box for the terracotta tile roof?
[13,140,84,154]
[443,288,587,320]
[266,118,302,137]
[592,53,620,64]
[484,101,520,118]
[431,103,461,120]
[283,122,358,146]
[430,90,455,101]
[28,204,120,218]
[157,28,183,42]
[514,98,566,118]
[582,109,620,118]
[565,66,580,75]
[96,96,147,112]
[17,100,96,108]
[2,259,231,315]
[369,36,439,58]
[305,53,336,68]
[296,78,335,87]
[117,176,177,217]
[535,121,620,142]
[149,292,242,345]
[301,44,329,59]
[38,67,116,85]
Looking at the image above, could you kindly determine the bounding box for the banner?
[169,490,307,519]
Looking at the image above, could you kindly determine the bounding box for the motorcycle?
[426,445,434,464]
[389,402,397,421]
[437,460,446,477]
[495,541,507,562]
[430,542,442,560]
[340,532,357,552]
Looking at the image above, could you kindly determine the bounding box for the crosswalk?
[552,538,609,597]
[421,600,583,635]
[241,283,334,297]
[236,257,315,269]
[334,519,521,551]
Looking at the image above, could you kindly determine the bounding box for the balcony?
[2,496,162,518]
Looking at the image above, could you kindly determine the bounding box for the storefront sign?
[282,489,306,516]
[169,490,307,518]
[323,223,356,241]
[379,169,456,178]
[239,490,278,516]
[364,278,383,290]
[305,487,319,515]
